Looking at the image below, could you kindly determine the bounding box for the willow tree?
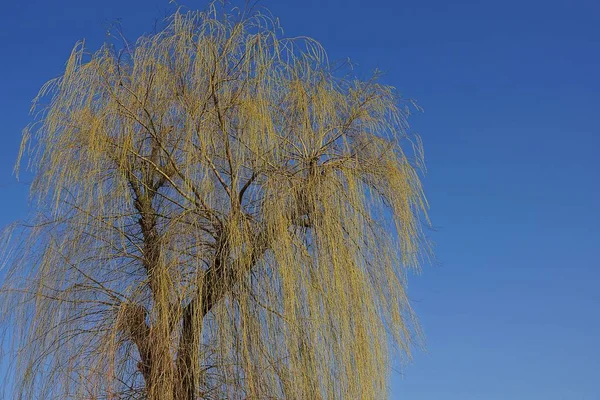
[1,3,429,400]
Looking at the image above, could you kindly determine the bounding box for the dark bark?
[174,227,269,399]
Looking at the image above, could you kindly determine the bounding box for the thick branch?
[122,303,152,383]
[125,147,178,392]
[174,226,269,399]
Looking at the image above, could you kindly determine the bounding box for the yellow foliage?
[2,4,430,399]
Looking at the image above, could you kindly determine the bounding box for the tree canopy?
[1,3,430,399]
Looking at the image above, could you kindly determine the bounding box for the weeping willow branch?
[1,2,431,399]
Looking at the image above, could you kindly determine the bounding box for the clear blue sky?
[1,1,598,399]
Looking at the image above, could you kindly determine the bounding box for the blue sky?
[1,1,599,399]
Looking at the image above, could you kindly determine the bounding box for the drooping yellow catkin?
[1,3,430,399]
